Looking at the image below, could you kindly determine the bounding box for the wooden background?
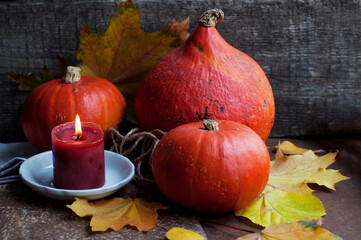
[1,0,360,142]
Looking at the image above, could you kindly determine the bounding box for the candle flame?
[75,114,82,137]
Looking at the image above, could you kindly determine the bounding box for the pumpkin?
[135,9,275,141]
[151,119,270,212]
[21,66,126,151]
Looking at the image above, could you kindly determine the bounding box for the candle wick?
[76,134,80,141]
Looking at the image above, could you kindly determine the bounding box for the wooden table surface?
[1,137,360,239]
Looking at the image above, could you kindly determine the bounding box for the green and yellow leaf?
[235,192,325,227]
[7,66,52,91]
[235,141,349,227]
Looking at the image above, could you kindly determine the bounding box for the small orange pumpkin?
[21,66,126,151]
[151,119,270,212]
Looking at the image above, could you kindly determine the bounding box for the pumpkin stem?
[62,66,81,84]
[203,119,219,131]
[199,9,224,27]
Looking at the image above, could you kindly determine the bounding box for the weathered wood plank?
[0,0,118,142]
[1,0,361,142]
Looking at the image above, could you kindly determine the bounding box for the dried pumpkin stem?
[62,66,81,84]
[199,9,224,27]
[203,119,219,131]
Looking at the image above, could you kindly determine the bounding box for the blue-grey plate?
[19,150,134,201]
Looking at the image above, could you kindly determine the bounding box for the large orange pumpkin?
[21,66,126,151]
[135,9,275,141]
[151,119,270,212]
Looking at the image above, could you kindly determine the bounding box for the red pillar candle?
[51,116,105,190]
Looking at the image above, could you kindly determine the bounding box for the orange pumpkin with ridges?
[151,119,270,212]
[21,66,126,151]
[135,9,275,141]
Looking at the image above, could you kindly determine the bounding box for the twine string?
[108,128,166,184]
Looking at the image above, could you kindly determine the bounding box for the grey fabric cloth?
[0,142,39,184]
[0,157,26,184]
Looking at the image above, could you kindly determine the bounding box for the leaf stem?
[156,224,172,231]
[200,220,255,233]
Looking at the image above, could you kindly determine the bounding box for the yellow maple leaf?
[268,147,349,194]
[237,219,341,240]
[76,0,189,123]
[278,141,325,155]
[67,197,168,232]
[277,141,309,154]
[235,141,349,227]
[235,191,325,227]
[166,227,205,240]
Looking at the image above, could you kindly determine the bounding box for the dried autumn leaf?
[278,141,325,155]
[7,55,69,91]
[67,197,168,232]
[278,141,309,155]
[235,141,349,227]
[166,227,205,240]
[268,147,349,194]
[7,66,52,91]
[77,0,189,123]
[237,219,341,240]
[234,191,325,227]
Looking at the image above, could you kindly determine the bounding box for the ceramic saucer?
[19,150,134,201]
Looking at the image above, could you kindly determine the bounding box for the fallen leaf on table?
[67,197,168,232]
[166,227,204,240]
[7,66,52,91]
[234,191,325,227]
[278,141,325,155]
[237,219,341,240]
[235,141,349,227]
[77,0,189,123]
[268,147,349,194]
[278,141,309,154]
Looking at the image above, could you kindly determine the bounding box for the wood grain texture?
[0,181,207,239]
[0,0,118,142]
[1,0,361,142]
